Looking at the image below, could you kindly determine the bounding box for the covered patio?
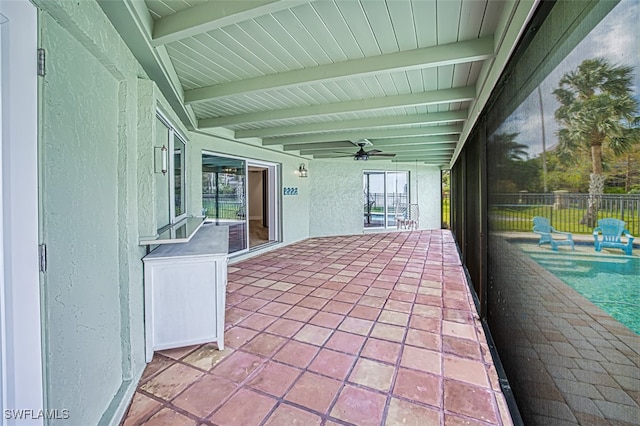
[123,231,512,425]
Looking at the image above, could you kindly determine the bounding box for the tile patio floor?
[123,231,513,425]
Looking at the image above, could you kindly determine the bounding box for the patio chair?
[532,216,574,251]
[397,204,419,230]
[593,218,634,255]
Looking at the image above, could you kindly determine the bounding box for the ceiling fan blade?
[332,151,356,154]
[369,152,396,157]
[366,149,382,154]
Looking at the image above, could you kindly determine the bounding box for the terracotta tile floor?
[123,231,513,425]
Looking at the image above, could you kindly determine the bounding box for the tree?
[487,132,530,192]
[608,142,640,192]
[553,58,640,225]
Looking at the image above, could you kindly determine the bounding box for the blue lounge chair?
[593,218,634,255]
[532,216,574,251]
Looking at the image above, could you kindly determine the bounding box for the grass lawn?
[489,206,635,234]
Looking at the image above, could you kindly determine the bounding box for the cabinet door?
[147,257,219,353]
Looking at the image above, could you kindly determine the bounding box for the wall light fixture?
[298,163,308,178]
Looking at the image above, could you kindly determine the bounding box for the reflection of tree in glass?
[490,132,528,162]
[488,132,530,192]
[553,58,640,225]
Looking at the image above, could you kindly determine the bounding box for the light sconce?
[154,145,168,175]
[297,163,308,178]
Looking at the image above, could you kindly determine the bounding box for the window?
[155,111,186,232]
[363,171,409,229]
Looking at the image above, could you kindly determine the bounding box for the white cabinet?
[143,225,228,362]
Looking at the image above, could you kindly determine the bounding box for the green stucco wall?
[309,160,443,237]
[41,14,123,426]
[37,0,149,424]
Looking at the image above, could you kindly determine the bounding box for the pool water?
[519,245,640,334]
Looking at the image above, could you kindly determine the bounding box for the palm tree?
[489,132,529,163]
[553,58,639,226]
[488,132,530,192]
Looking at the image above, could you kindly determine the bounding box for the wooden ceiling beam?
[262,124,463,146]
[299,144,455,156]
[198,86,475,128]
[151,1,313,46]
[186,37,493,104]
[235,110,468,139]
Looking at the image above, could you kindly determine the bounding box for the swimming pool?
[518,244,640,334]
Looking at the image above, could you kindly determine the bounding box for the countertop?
[144,224,229,260]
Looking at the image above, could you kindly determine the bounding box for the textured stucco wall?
[137,79,156,239]
[37,0,149,424]
[309,160,442,237]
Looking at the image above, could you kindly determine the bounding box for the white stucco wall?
[309,159,442,237]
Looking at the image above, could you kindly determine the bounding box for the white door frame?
[0,0,44,423]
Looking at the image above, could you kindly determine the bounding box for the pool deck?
[492,233,639,425]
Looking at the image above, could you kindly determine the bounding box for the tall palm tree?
[553,58,639,225]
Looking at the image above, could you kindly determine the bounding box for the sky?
[495,0,639,158]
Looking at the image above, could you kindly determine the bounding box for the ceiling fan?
[334,141,396,161]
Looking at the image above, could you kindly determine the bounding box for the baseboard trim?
[98,368,145,426]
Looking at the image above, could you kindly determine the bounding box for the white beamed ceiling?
[118,0,539,166]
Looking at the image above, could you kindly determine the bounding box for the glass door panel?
[202,153,247,253]
[364,171,409,229]
[386,172,408,228]
[363,172,384,228]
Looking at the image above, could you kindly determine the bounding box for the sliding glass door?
[363,171,409,229]
[202,153,281,254]
[202,153,247,253]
